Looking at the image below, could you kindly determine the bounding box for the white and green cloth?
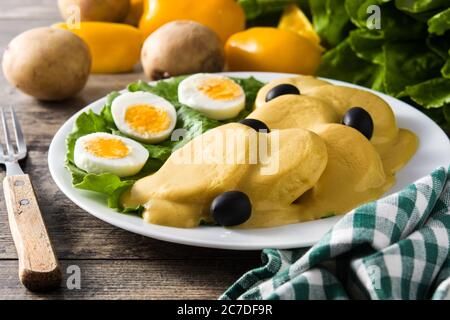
[221,166,450,300]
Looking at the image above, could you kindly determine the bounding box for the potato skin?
[58,0,130,23]
[2,27,91,101]
[141,21,225,80]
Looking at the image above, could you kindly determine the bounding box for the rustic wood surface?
[0,1,261,299]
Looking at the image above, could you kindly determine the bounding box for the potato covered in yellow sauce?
[121,76,418,229]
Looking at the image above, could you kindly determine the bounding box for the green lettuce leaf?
[345,1,427,40]
[66,110,108,163]
[310,0,449,132]
[72,169,134,209]
[382,41,444,96]
[405,77,450,108]
[318,38,384,88]
[349,29,385,64]
[99,92,120,130]
[442,57,450,78]
[426,34,450,59]
[128,76,186,107]
[428,7,450,35]
[345,0,391,28]
[65,76,264,211]
[395,0,448,13]
[237,0,311,21]
[238,0,292,20]
[164,105,222,151]
[310,0,353,48]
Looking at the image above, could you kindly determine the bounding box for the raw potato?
[141,20,225,80]
[58,0,130,22]
[2,27,91,101]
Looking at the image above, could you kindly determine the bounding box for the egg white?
[178,74,246,120]
[111,91,177,144]
[74,132,149,177]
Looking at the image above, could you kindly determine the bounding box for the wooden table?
[0,0,260,299]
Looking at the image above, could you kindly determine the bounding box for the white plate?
[48,72,450,250]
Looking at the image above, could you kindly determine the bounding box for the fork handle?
[3,174,61,291]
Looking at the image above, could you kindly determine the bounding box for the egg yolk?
[84,138,129,159]
[125,104,170,134]
[198,78,242,101]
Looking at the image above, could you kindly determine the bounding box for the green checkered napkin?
[221,166,450,300]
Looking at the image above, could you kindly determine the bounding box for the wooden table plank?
[0,1,261,299]
[0,0,59,20]
[0,259,258,299]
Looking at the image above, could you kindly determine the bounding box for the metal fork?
[0,106,61,291]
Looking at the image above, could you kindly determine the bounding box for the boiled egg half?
[74,132,149,177]
[111,91,177,143]
[178,74,246,120]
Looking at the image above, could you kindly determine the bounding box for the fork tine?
[9,106,26,154]
[0,132,4,159]
[1,107,14,158]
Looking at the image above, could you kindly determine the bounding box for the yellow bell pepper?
[138,0,245,43]
[278,4,324,52]
[124,0,144,26]
[225,27,322,75]
[53,22,143,74]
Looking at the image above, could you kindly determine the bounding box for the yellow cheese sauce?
[121,76,418,229]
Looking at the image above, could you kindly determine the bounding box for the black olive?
[239,119,270,133]
[210,191,252,227]
[265,84,300,102]
[342,107,374,140]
